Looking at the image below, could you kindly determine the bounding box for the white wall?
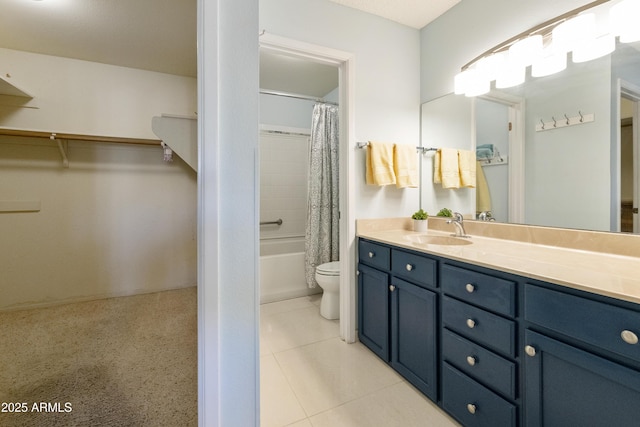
[0,48,196,139]
[261,0,422,219]
[198,0,260,425]
[260,131,309,239]
[0,137,197,310]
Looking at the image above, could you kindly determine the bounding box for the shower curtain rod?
[260,89,338,106]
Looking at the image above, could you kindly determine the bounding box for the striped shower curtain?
[305,103,339,288]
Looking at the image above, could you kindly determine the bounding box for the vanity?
[357,217,640,426]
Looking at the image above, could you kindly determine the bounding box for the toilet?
[315,261,340,320]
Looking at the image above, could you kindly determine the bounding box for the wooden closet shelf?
[0,128,161,146]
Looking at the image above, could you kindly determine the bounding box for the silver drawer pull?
[467,403,477,415]
[466,318,476,329]
[368,251,375,258]
[389,285,396,292]
[406,264,413,271]
[621,330,639,345]
[525,345,537,357]
[465,283,475,293]
[466,355,477,366]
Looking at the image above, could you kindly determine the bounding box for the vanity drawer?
[443,329,517,399]
[443,296,516,357]
[441,264,516,317]
[525,284,640,364]
[442,363,517,427]
[391,249,437,289]
[358,240,390,270]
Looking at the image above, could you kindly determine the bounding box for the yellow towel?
[366,141,396,186]
[393,144,418,188]
[458,149,476,188]
[434,148,460,188]
[476,160,492,212]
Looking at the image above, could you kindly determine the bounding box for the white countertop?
[358,227,640,305]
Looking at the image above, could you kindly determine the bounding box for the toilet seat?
[316,261,340,276]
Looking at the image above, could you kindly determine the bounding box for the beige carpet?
[0,287,197,427]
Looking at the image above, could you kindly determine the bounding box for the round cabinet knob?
[368,252,374,258]
[621,330,639,345]
[406,264,413,271]
[389,285,396,292]
[465,283,475,293]
[356,270,360,276]
[466,318,476,329]
[525,345,537,357]
[467,403,477,415]
[466,356,477,366]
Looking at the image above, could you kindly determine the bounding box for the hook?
[564,114,570,125]
[578,110,584,122]
[540,119,545,130]
[552,116,557,127]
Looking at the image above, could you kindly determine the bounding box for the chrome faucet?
[447,212,470,238]
[477,211,496,221]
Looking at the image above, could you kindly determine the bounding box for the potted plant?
[437,208,453,217]
[411,208,429,232]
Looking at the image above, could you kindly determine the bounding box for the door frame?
[259,33,357,342]
[478,91,526,224]
[618,79,640,233]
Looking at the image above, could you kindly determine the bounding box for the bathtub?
[260,237,321,304]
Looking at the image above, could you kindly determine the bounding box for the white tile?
[285,419,313,427]
[260,354,307,427]
[309,382,461,427]
[261,306,339,353]
[275,337,403,416]
[260,296,317,317]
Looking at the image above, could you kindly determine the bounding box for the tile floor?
[260,295,461,427]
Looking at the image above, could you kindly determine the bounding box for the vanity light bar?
[461,0,610,71]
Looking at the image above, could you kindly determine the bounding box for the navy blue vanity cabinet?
[523,283,640,427]
[357,239,439,401]
[390,276,438,400]
[441,263,518,427]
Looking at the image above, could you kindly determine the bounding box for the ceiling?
[0,0,458,87]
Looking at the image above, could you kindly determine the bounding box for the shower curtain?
[305,103,339,288]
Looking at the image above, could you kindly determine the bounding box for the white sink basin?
[404,234,472,246]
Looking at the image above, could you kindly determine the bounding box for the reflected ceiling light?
[572,33,615,62]
[495,63,525,89]
[531,46,567,77]
[552,13,595,54]
[610,0,640,43]
[453,69,470,95]
[462,68,490,97]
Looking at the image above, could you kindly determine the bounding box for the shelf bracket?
[51,133,69,168]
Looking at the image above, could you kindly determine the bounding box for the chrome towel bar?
[260,219,283,226]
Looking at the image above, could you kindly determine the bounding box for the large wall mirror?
[421,2,640,234]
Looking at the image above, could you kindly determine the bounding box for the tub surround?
[356,217,640,305]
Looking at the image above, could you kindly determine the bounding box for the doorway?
[620,89,640,233]
[259,33,357,342]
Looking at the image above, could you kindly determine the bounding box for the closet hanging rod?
[0,128,161,146]
[356,142,437,153]
[259,89,338,106]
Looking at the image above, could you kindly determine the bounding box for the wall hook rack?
[535,112,594,132]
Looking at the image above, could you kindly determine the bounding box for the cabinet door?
[524,329,640,427]
[391,277,437,401]
[358,264,390,361]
